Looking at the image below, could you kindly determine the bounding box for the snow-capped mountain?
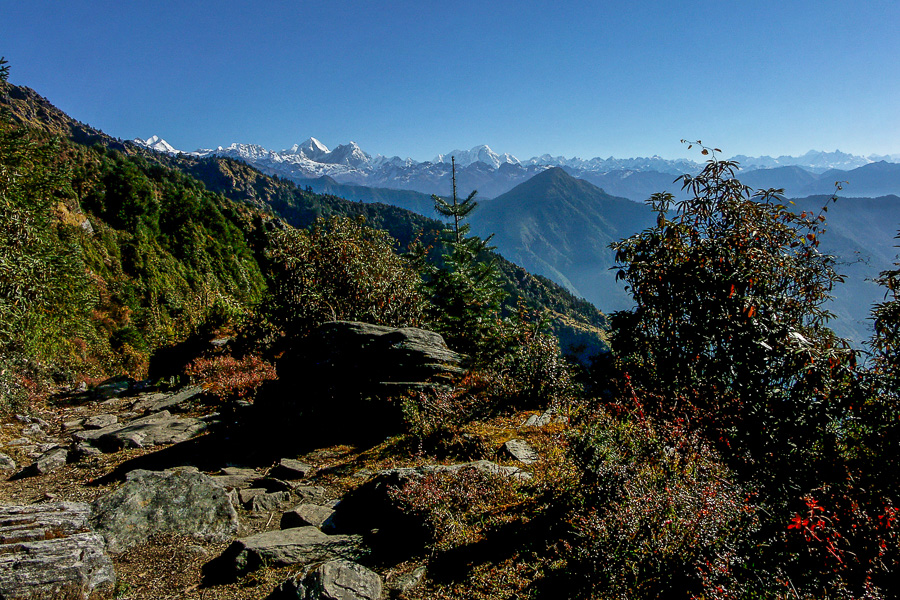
[434,145,519,169]
[131,135,900,199]
[133,135,181,154]
[730,150,874,173]
[285,137,330,160]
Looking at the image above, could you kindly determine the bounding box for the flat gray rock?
[281,504,335,530]
[502,438,540,465]
[73,410,208,452]
[228,526,362,575]
[128,392,167,412]
[293,485,329,504]
[83,414,117,430]
[250,491,293,513]
[274,559,382,600]
[132,386,203,414]
[0,502,115,599]
[30,447,68,475]
[273,458,316,480]
[210,467,260,490]
[62,419,85,432]
[91,467,239,554]
[72,441,102,459]
[238,488,267,506]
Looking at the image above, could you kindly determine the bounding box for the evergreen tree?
[426,157,505,358]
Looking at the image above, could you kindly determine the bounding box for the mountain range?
[128,137,900,344]
[134,136,900,201]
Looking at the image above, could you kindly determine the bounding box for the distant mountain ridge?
[470,167,656,314]
[471,167,899,344]
[133,136,900,201]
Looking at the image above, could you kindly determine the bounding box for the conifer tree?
[426,157,505,358]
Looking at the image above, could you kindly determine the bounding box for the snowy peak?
[730,149,873,173]
[133,135,180,154]
[286,137,330,160]
[434,145,520,169]
[321,141,370,167]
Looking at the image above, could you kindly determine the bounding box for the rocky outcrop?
[90,467,239,554]
[264,321,466,439]
[0,502,115,599]
[272,559,383,600]
[277,321,464,396]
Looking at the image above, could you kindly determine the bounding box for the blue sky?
[2,0,898,161]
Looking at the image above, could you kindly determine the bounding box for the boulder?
[27,446,68,476]
[226,527,363,575]
[273,559,382,600]
[266,322,465,437]
[0,452,16,472]
[502,438,540,465]
[0,502,115,599]
[90,467,239,554]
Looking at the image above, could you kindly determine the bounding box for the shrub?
[386,465,523,553]
[486,310,580,412]
[184,354,276,406]
[610,145,857,497]
[567,410,756,599]
[264,216,428,342]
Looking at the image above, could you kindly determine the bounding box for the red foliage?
[184,354,276,404]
